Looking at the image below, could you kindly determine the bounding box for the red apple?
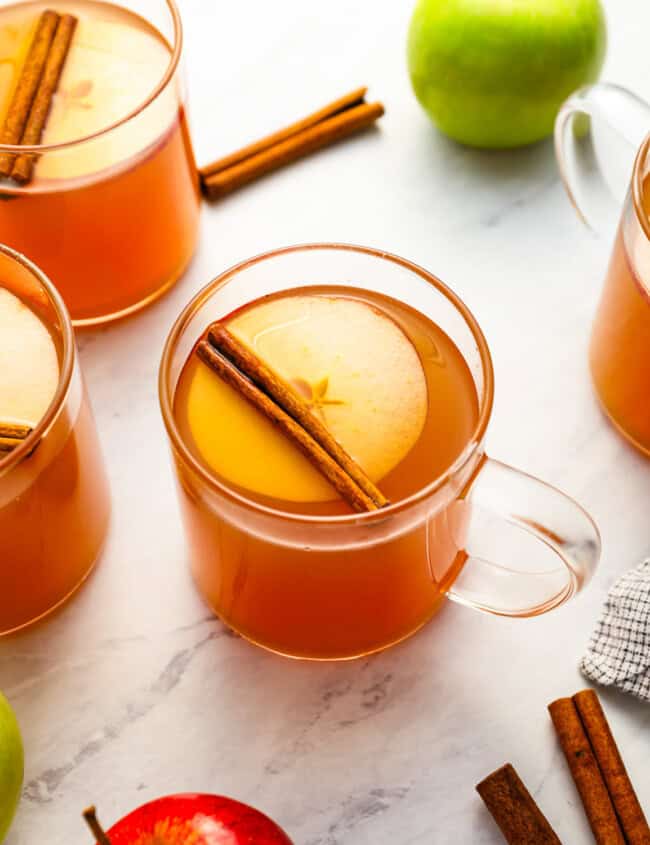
[84,794,294,845]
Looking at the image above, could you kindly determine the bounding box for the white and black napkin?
[581,558,650,703]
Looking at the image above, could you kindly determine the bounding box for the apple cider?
[0,247,110,634]
[171,286,480,659]
[0,0,200,325]
[590,189,650,454]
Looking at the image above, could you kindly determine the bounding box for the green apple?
[0,692,23,843]
[407,0,607,148]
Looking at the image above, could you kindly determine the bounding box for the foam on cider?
[0,286,58,427]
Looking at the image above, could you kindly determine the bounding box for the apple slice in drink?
[35,12,175,180]
[187,293,428,503]
[0,288,58,428]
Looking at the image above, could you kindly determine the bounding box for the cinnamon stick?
[200,86,368,178]
[208,323,388,508]
[82,806,111,845]
[201,100,384,200]
[476,763,561,844]
[196,339,381,513]
[573,689,650,844]
[0,10,60,177]
[548,697,625,844]
[11,13,78,184]
[0,422,32,454]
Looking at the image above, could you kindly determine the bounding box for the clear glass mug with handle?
[555,83,650,454]
[159,244,600,661]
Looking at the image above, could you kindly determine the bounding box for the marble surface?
[3,0,650,842]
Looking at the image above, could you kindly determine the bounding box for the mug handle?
[446,457,600,617]
[554,83,650,233]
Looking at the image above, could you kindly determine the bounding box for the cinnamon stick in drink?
[208,323,388,508]
[548,696,625,844]
[476,763,561,844]
[11,13,78,184]
[573,689,650,844]
[195,338,382,513]
[0,10,60,177]
[0,422,32,453]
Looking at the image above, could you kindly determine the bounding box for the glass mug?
[0,244,110,634]
[0,0,200,326]
[159,244,600,661]
[556,83,650,455]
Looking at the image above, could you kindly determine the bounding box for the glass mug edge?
[0,0,198,329]
[554,81,650,236]
[0,243,112,635]
[555,82,650,454]
[632,131,650,242]
[0,242,75,474]
[0,0,184,156]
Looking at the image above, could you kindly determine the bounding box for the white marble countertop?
[3,0,650,842]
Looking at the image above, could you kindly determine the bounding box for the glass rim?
[159,242,496,525]
[0,243,75,473]
[0,0,183,155]
[632,132,650,241]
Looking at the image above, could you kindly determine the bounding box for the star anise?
[290,375,344,421]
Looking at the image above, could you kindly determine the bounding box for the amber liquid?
[0,394,110,633]
[590,203,650,454]
[0,1,200,325]
[0,270,110,634]
[172,287,480,659]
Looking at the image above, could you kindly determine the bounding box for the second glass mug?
[556,82,650,455]
[0,0,200,326]
[159,244,601,661]
[0,243,110,634]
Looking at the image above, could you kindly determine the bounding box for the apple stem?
[83,806,112,845]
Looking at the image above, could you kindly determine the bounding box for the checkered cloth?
[580,558,650,703]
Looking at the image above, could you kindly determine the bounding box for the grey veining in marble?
[2,0,650,842]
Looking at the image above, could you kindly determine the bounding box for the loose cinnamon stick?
[0,10,60,177]
[200,86,368,178]
[208,323,388,508]
[201,100,384,200]
[573,689,650,844]
[548,697,625,844]
[476,763,561,844]
[0,422,32,454]
[196,339,380,513]
[82,806,111,845]
[11,14,78,184]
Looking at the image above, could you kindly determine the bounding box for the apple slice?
[0,288,58,428]
[37,12,176,180]
[187,293,428,503]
